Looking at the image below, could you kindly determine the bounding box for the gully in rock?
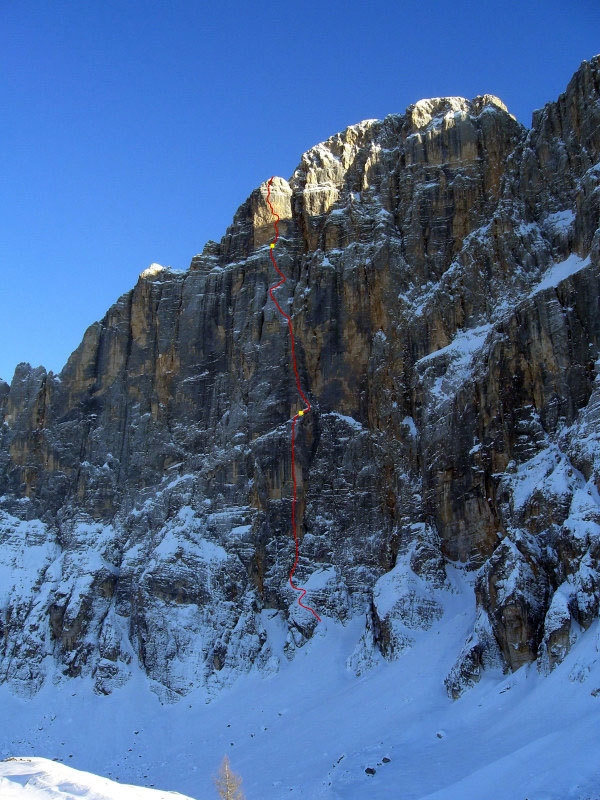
[266,176,321,623]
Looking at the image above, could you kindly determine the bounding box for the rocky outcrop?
[0,56,599,699]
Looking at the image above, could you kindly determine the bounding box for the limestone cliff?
[1,57,599,699]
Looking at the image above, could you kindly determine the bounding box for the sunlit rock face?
[1,56,599,699]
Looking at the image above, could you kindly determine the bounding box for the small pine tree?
[213,754,245,800]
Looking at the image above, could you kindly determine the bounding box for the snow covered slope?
[2,567,599,799]
[0,757,193,800]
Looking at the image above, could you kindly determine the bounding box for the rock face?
[1,57,599,699]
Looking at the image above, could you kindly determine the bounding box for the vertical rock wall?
[0,56,599,698]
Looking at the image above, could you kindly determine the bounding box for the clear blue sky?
[1,0,598,383]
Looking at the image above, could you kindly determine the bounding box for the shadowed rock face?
[1,57,599,699]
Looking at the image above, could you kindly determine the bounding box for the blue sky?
[1,0,598,383]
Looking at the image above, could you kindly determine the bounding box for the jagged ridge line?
[266,176,321,623]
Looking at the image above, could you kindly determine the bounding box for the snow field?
[1,565,599,799]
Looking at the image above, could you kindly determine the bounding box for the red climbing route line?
[266,176,321,623]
